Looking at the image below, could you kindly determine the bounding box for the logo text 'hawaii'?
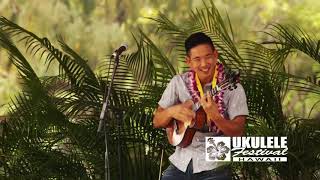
[205,137,288,162]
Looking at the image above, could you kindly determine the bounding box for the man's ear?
[185,56,191,65]
[213,49,218,58]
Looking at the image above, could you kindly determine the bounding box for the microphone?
[112,43,128,57]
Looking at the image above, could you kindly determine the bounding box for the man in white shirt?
[153,32,249,180]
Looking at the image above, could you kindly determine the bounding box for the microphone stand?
[97,52,122,180]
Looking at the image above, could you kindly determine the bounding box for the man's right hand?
[153,100,195,128]
[169,100,195,123]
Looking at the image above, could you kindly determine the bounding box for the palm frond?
[138,29,177,80]
[0,30,40,86]
[152,0,243,71]
[263,24,320,63]
[0,16,102,104]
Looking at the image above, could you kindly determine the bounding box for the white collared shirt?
[158,72,249,173]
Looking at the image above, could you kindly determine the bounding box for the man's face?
[186,44,218,84]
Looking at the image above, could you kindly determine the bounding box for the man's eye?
[205,55,213,60]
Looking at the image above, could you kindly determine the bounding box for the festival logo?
[205,137,231,161]
[206,137,288,162]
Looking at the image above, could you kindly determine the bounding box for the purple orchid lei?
[186,62,226,134]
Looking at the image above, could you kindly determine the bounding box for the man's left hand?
[200,91,221,125]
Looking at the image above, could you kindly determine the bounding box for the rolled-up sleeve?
[158,76,179,108]
[227,83,249,120]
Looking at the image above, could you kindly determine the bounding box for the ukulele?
[166,70,240,148]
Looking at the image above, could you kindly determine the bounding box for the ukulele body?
[166,106,207,148]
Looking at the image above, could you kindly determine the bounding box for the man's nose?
[200,59,207,67]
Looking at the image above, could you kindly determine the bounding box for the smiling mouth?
[199,68,210,73]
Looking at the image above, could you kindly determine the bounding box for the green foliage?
[0,1,319,179]
[1,0,320,117]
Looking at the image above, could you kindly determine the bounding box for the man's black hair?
[184,32,215,56]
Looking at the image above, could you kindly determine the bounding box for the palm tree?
[149,1,320,178]
[0,0,319,179]
[0,14,170,179]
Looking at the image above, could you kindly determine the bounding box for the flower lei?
[186,62,226,134]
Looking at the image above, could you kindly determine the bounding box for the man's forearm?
[209,114,245,136]
[153,107,174,128]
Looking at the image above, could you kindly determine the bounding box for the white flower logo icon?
[207,137,230,160]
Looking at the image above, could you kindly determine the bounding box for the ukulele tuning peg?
[233,84,237,89]
[234,69,240,75]
[225,69,231,76]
